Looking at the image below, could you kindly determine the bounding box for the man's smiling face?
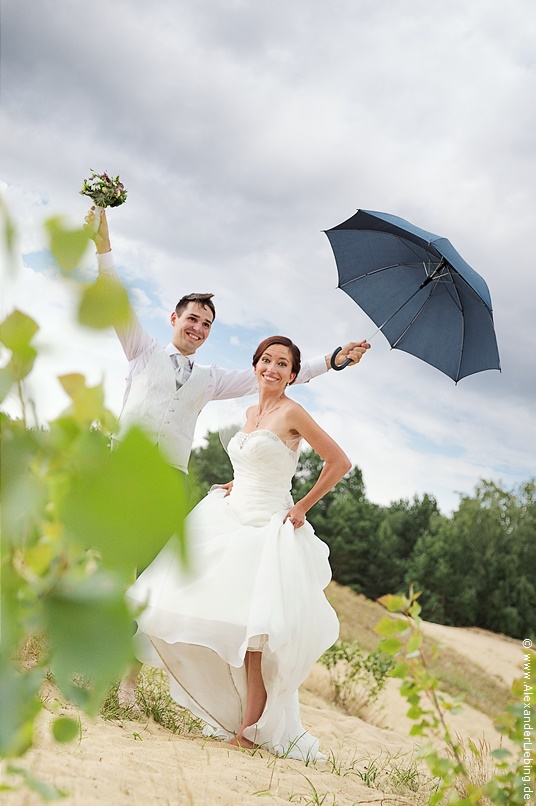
[170,301,213,355]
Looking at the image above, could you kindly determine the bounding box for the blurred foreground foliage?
[0,209,187,761]
[376,588,535,805]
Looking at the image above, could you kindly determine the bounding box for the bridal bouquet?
[80,170,127,231]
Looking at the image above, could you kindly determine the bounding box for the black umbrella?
[325,209,501,382]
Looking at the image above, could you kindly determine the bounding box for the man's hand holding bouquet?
[79,170,131,328]
[80,170,127,235]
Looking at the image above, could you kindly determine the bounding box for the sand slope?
[1,618,526,805]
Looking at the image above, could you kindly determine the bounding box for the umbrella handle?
[330,346,352,371]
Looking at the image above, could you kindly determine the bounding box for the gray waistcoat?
[115,348,211,473]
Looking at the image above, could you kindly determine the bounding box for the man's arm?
[88,208,157,362]
[207,358,326,402]
[207,341,370,402]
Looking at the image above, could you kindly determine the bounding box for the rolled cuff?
[97,250,115,271]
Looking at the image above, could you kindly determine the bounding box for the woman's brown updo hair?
[252,336,301,384]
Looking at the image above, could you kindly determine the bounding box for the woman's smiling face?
[254,344,297,389]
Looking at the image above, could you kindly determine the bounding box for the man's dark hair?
[175,293,216,321]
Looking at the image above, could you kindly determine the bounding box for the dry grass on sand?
[1,583,527,805]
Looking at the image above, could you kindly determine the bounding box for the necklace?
[254,394,285,428]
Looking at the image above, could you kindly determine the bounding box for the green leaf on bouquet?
[61,426,189,574]
[45,216,92,272]
[44,571,135,716]
[77,275,132,330]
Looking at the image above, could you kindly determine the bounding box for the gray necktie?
[170,353,190,389]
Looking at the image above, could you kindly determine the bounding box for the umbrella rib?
[366,262,462,342]
[429,264,465,381]
[339,261,433,288]
[367,260,451,338]
[392,233,439,266]
[390,294,435,349]
[369,283,430,339]
[390,273,453,349]
[391,270,465,381]
[443,264,465,381]
[437,265,463,312]
[339,263,404,286]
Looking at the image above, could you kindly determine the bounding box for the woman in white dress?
[127,336,352,760]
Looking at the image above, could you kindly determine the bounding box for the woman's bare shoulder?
[283,398,313,425]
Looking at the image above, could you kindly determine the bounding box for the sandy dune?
[1,620,527,805]
[419,620,521,686]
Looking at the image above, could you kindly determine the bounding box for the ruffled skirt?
[127,488,339,760]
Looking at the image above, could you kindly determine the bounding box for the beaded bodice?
[226,431,299,525]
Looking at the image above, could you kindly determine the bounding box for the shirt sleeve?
[208,366,259,401]
[294,355,328,383]
[97,251,158,361]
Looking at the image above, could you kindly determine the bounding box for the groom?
[90,209,370,476]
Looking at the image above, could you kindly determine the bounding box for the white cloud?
[2,0,535,513]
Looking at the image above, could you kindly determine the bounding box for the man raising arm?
[88,208,370,475]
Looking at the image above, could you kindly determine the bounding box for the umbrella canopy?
[325,209,501,382]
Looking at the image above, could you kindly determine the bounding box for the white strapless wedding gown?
[126,430,339,760]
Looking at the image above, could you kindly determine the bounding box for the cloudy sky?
[2,0,535,513]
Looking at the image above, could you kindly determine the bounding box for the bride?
[127,335,352,760]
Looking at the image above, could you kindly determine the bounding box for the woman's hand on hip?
[284,503,307,529]
[218,481,233,497]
